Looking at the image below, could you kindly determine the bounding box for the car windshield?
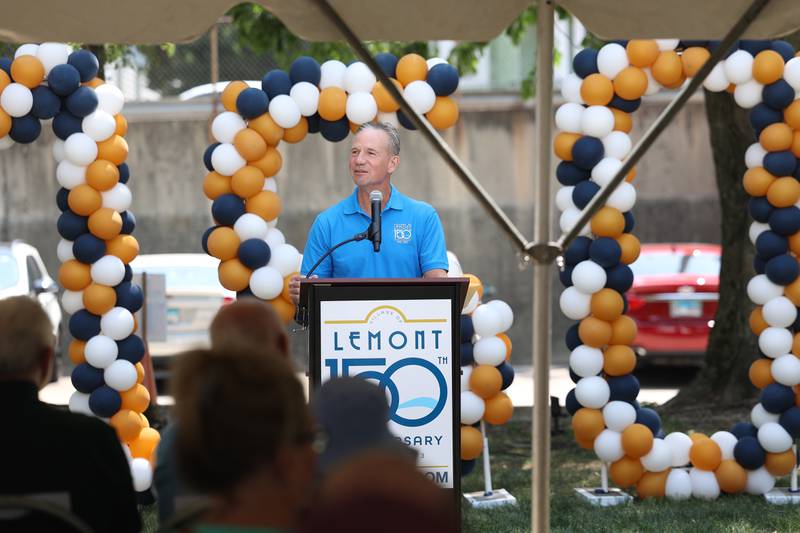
[132,265,222,290]
[0,252,19,290]
[630,251,720,277]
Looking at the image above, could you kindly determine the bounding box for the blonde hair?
[0,296,55,376]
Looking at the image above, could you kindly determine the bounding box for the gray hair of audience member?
[0,296,55,377]
[356,122,401,156]
[209,298,289,358]
[171,348,312,494]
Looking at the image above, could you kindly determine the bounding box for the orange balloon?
[579,316,613,347]
[69,340,86,365]
[580,74,614,106]
[689,432,708,443]
[760,123,794,152]
[749,358,774,389]
[609,315,638,345]
[611,108,633,133]
[470,365,503,399]
[86,160,120,191]
[576,435,596,450]
[715,459,747,493]
[753,50,785,85]
[767,177,800,208]
[207,226,240,261]
[426,96,460,129]
[617,233,641,264]
[681,47,711,78]
[110,409,145,443]
[84,77,104,88]
[497,333,513,360]
[765,449,797,476]
[651,51,683,87]
[483,392,513,425]
[219,258,251,292]
[742,167,776,197]
[396,54,428,86]
[59,260,92,291]
[625,167,637,183]
[246,190,282,221]
[114,114,128,136]
[233,128,267,162]
[790,232,800,257]
[0,70,10,94]
[106,235,139,264]
[97,135,129,165]
[130,427,161,459]
[792,131,800,159]
[203,171,233,200]
[250,146,283,177]
[465,273,485,301]
[662,70,687,90]
[604,345,637,376]
[372,78,403,112]
[794,333,800,356]
[690,437,722,470]
[283,116,308,143]
[626,40,660,68]
[67,184,103,216]
[231,165,266,199]
[349,119,362,133]
[318,87,347,121]
[221,81,249,113]
[621,424,654,458]
[461,425,483,460]
[10,55,45,88]
[571,407,606,441]
[135,362,145,384]
[613,67,648,100]
[268,296,296,325]
[610,456,644,488]
[249,113,284,146]
[121,383,151,413]
[83,283,117,315]
[88,208,123,240]
[591,206,625,238]
[0,108,11,138]
[554,132,581,161]
[636,470,669,499]
[748,307,769,335]
[785,100,800,130]
[591,288,624,322]
[796,384,800,407]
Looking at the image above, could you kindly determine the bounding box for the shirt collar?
[343,185,404,215]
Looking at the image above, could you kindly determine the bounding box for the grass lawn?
[462,404,800,533]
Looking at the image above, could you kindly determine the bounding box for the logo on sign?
[394,223,412,243]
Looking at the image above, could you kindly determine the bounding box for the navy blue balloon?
[396,110,417,130]
[65,86,98,118]
[755,231,788,259]
[89,386,122,418]
[570,368,585,385]
[761,383,796,413]
[753,255,766,275]
[556,161,590,186]
[730,421,758,439]
[623,211,635,233]
[739,40,771,55]
[608,95,641,113]
[289,56,321,85]
[375,53,399,78]
[792,311,800,332]
[559,265,574,287]
[461,459,476,476]
[565,323,582,351]
[572,180,600,209]
[763,151,797,176]
[120,211,136,234]
[763,79,795,110]
[319,117,351,141]
[749,196,774,223]
[9,115,41,144]
[571,136,604,170]
[734,436,766,470]
[589,237,622,268]
[621,293,629,315]
[566,388,581,415]
[211,194,246,226]
[460,342,474,366]
[307,113,321,134]
[73,234,106,264]
[0,57,10,76]
[69,310,101,341]
[778,406,800,438]
[203,143,220,172]
[52,110,83,140]
[71,363,105,394]
[56,188,70,211]
[460,314,474,343]
[238,239,272,269]
[236,88,269,119]
[123,264,133,283]
[497,362,515,390]
[769,206,800,236]
[564,236,592,265]
[606,264,634,293]
[771,40,795,61]
[572,48,599,78]
[68,49,99,82]
[261,69,291,99]
[608,374,640,403]
[765,254,798,285]
[427,63,460,96]
[635,407,661,435]
[749,103,783,135]
[115,282,144,313]
[117,335,145,364]
[30,86,61,119]
[679,40,708,49]
[47,63,81,96]
[57,210,88,240]
[201,226,216,254]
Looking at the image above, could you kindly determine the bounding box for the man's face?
[349,128,399,188]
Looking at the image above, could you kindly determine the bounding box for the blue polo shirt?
[300,186,449,278]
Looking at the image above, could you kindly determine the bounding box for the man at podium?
[288,122,448,305]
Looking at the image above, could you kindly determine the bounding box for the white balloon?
[745,142,767,169]
[485,300,514,332]
[462,291,480,314]
[758,422,793,453]
[84,335,119,369]
[211,143,246,176]
[473,336,507,366]
[472,304,504,337]
[102,183,132,211]
[602,401,637,432]
[710,431,739,461]
[345,91,378,124]
[762,297,797,328]
[211,112,247,144]
[745,467,776,495]
[590,157,623,187]
[581,105,615,138]
[561,73,584,104]
[234,213,269,241]
[570,345,604,377]
[130,458,153,492]
[734,79,763,109]
[606,182,637,212]
[320,60,348,89]
[0,136,13,150]
[343,62,377,93]
[602,132,631,160]
[61,290,84,314]
[262,177,278,193]
[377,111,399,128]
[725,50,754,85]
[64,133,98,166]
[690,468,720,500]
[758,327,793,358]
[642,438,673,472]
[751,402,780,428]
[665,468,692,501]
[69,391,92,415]
[771,354,800,386]
[664,432,693,467]
[94,84,125,115]
[747,274,784,305]
[656,39,679,51]
[104,359,138,391]
[556,186,576,212]
[575,376,610,409]
[56,160,87,189]
[52,139,66,162]
[559,286,592,320]
[268,94,302,129]
[101,307,135,340]
[289,81,320,116]
[404,81,436,114]
[460,391,485,425]
[597,43,629,79]
[447,251,464,278]
[14,43,39,58]
[57,239,75,262]
[559,208,591,236]
[703,62,730,92]
[91,255,126,286]
[555,102,584,133]
[264,228,286,248]
[268,243,301,277]
[784,57,800,90]
[593,429,625,462]
[571,260,607,294]
[749,221,769,245]
[460,364,473,391]
[643,68,662,96]
[249,265,284,300]
[427,57,448,69]
[82,110,116,142]
[1,83,33,117]
[36,42,70,75]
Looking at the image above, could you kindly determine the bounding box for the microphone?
[369,190,382,252]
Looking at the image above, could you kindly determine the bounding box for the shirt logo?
[394,224,412,243]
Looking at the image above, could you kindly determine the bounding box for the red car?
[627,243,721,367]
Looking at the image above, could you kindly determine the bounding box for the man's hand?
[288,274,318,306]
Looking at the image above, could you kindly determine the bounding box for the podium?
[299,277,468,503]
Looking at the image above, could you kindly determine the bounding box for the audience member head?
[0,296,56,386]
[171,348,314,527]
[209,298,288,358]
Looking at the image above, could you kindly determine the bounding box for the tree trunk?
[87,45,106,79]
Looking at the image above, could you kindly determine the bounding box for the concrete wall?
[0,93,722,367]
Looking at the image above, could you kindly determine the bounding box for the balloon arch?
[558,38,800,499]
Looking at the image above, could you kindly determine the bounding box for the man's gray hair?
[0,296,55,377]
[356,122,400,156]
